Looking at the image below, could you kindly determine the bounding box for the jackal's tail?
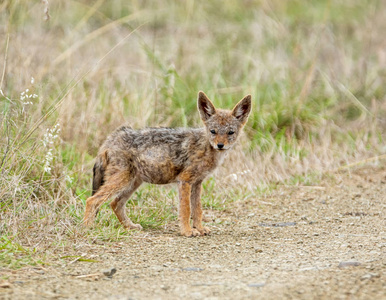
[92,151,108,196]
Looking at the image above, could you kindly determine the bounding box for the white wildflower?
[65,175,73,184]
[31,77,35,84]
[42,124,60,174]
[20,88,37,106]
[43,124,60,147]
[43,149,53,174]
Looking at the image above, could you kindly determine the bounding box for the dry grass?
[0,0,385,267]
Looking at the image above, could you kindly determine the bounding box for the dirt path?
[1,166,385,299]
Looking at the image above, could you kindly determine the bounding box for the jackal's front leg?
[178,182,200,237]
[191,181,210,235]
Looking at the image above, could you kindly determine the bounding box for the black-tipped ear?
[197,91,216,121]
[232,95,252,125]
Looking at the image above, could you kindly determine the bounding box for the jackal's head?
[198,91,251,151]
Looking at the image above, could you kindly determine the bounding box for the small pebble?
[182,267,203,272]
[361,273,380,280]
[0,282,11,288]
[338,261,361,268]
[248,282,265,288]
[102,268,117,278]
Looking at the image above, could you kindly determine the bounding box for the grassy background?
[0,0,385,267]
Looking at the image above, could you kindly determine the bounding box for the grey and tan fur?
[83,91,252,237]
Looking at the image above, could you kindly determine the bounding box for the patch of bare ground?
[1,166,385,300]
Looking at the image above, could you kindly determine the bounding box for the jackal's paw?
[198,226,211,236]
[181,228,201,237]
[124,222,143,231]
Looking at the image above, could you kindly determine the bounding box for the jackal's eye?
[210,129,216,134]
[228,130,235,135]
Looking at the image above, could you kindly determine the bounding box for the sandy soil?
[1,166,385,300]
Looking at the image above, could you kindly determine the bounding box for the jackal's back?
[99,126,214,184]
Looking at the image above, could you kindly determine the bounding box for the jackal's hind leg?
[84,184,116,227]
[83,171,139,229]
[110,176,143,230]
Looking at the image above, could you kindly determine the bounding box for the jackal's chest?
[177,151,227,183]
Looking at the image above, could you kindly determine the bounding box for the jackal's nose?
[217,143,224,149]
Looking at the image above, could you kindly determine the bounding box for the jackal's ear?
[232,95,252,125]
[198,91,216,121]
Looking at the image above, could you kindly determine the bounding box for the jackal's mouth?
[211,143,229,151]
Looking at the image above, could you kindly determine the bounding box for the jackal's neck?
[201,134,228,167]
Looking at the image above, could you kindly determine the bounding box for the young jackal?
[83,91,252,237]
